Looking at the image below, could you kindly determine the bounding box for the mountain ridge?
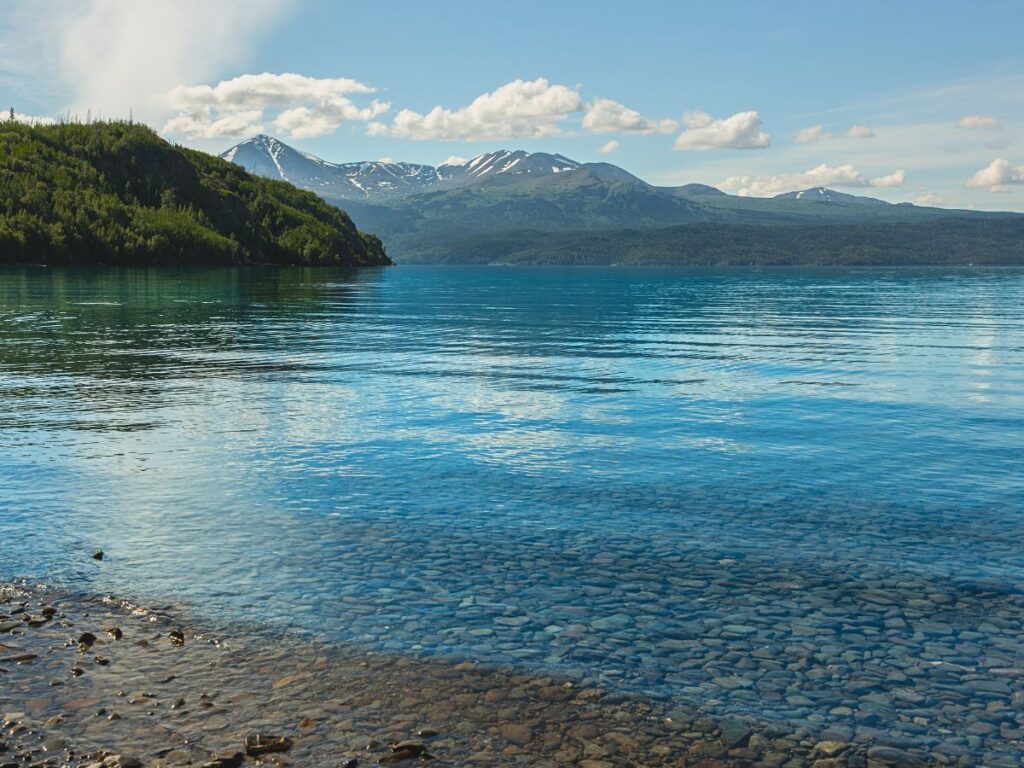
[219,134,1024,266]
[221,134,920,208]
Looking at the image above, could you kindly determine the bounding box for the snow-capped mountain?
[774,187,889,206]
[221,135,444,200]
[220,136,590,201]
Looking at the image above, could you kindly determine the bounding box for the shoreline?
[2,581,949,768]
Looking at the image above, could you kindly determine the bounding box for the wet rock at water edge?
[169,630,185,647]
[244,734,293,756]
[92,551,104,560]
[202,750,244,768]
[78,631,98,650]
[379,742,433,763]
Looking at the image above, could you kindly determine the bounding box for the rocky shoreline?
[0,581,1010,767]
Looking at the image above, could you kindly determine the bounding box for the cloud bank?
[720,163,906,196]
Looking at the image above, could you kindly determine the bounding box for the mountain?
[220,137,592,201]
[223,134,445,200]
[773,187,890,206]
[0,123,390,267]
[220,135,1024,266]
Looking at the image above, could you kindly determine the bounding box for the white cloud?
[164,72,388,139]
[582,98,676,135]
[966,158,1024,190]
[163,110,263,139]
[6,111,57,126]
[598,140,620,154]
[166,73,376,112]
[370,78,583,141]
[845,124,875,139]
[795,124,875,143]
[870,169,906,187]
[720,163,905,196]
[440,155,468,166]
[673,110,770,151]
[914,192,951,207]
[957,115,1001,130]
[378,156,395,164]
[794,125,827,143]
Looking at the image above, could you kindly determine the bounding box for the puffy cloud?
[582,97,676,135]
[914,193,951,207]
[957,115,1001,129]
[163,110,263,139]
[441,155,468,167]
[370,78,583,141]
[870,169,906,187]
[720,163,905,196]
[598,140,620,154]
[163,72,389,139]
[966,158,1024,190]
[273,100,389,139]
[673,110,770,151]
[795,124,875,143]
[794,125,827,143]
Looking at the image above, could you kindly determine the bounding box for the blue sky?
[3,0,1024,209]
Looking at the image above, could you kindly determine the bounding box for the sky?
[2,0,1024,210]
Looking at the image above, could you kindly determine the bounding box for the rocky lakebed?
[2,577,1022,768]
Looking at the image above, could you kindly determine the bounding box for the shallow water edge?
[3,580,1015,768]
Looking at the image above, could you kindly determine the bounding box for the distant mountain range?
[220,135,1024,265]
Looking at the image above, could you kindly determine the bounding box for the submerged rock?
[244,734,293,757]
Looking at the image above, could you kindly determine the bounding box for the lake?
[2,266,1023,760]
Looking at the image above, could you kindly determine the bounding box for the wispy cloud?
[598,140,620,154]
[957,115,1002,129]
[795,124,875,143]
[2,1,291,124]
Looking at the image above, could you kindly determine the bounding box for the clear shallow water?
[2,266,1024,752]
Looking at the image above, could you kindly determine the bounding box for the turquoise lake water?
[2,266,1023,752]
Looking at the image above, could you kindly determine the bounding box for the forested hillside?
[0,122,390,267]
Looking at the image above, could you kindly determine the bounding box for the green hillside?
[0,121,390,267]
[395,219,1024,266]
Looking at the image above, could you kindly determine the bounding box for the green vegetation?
[0,121,390,266]
[396,219,1024,266]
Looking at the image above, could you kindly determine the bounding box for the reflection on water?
[2,266,1024,758]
